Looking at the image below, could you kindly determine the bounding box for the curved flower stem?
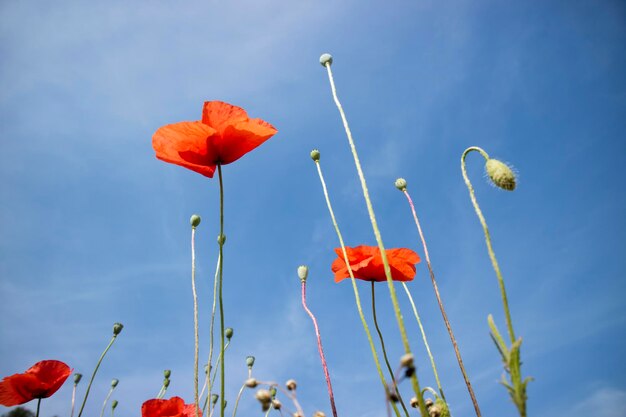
[461,147,515,343]
[313,159,402,417]
[191,226,200,417]
[35,398,41,417]
[323,61,428,417]
[99,387,114,417]
[371,282,410,417]
[217,164,226,417]
[77,335,118,417]
[230,383,246,417]
[205,253,222,417]
[401,283,444,399]
[301,280,339,417]
[401,188,480,415]
[70,383,77,417]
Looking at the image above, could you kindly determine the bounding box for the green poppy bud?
[73,373,82,384]
[269,387,277,397]
[163,369,171,379]
[485,159,516,191]
[113,323,124,336]
[211,394,219,405]
[225,327,234,340]
[394,178,407,191]
[163,378,170,388]
[246,356,255,368]
[320,53,333,67]
[112,400,118,410]
[310,149,320,162]
[111,379,119,388]
[217,234,226,245]
[297,265,309,282]
[190,214,201,228]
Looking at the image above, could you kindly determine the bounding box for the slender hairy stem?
[401,283,444,399]
[313,159,401,417]
[370,282,410,417]
[70,384,77,417]
[217,164,226,417]
[77,335,118,417]
[301,280,339,417]
[401,188,480,415]
[35,398,41,417]
[206,253,221,417]
[99,388,113,417]
[208,341,231,410]
[230,383,246,417]
[461,147,515,343]
[323,61,427,417]
[191,226,200,417]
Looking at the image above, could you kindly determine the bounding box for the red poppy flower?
[152,101,278,178]
[0,360,71,406]
[331,245,421,283]
[142,397,202,417]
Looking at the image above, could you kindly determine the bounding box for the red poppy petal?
[212,119,278,165]
[142,397,185,417]
[183,403,202,417]
[387,248,420,281]
[26,360,71,398]
[0,374,36,406]
[152,121,218,178]
[201,101,249,134]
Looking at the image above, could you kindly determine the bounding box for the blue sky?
[1,1,625,416]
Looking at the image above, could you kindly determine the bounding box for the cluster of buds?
[255,389,272,412]
[410,397,450,417]
[163,369,171,388]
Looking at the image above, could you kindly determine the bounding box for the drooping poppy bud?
[74,373,83,384]
[245,378,258,388]
[285,379,297,391]
[112,400,118,410]
[485,159,516,191]
[211,394,218,405]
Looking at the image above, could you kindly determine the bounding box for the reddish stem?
[301,281,338,417]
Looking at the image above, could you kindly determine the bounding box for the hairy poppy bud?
[190,214,201,228]
[310,149,321,161]
[246,356,255,368]
[485,159,516,191]
[255,389,272,404]
[272,399,282,410]
[113,323,124,336]
[320,53,333,67]
[286,379,297,391]
[410,397,419,408]
[400,353,414,368]
[163,370,171,379]
[74,373,83,384]
[211,394,219,405]
[112,400,118,410]
[313,412,326,417]
[425,398,434,408]
[430,399,450,417]
[394,178,407,191]
[297,265,309,282]
[163,378,170,388]
[111,379,119,388]
[245,378,258,388]
[225,327,234,340]
[217,234,226,245]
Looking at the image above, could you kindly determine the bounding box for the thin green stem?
[192,226,200,417]
[313,160,401,417]
[323,61,427,417]
[217,164,226,417]
[371,282,409,417]
[461,147,515,343]
[36,398,41,417]
[401,187,480,416]
[401,283,444,399]
[99,388,114,417]
[206,253,221,417]
[70,384,77,417]
[230,383,246,417]
[77,335,118,417]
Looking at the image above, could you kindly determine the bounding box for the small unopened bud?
[204,364,210,374]
[113,323,124,336]
[217,234,226,245]
[310,149,320,162]
[485,158,516,191]
[225,327,234,340]
[429,404,442,417]
[286,379,297,391]
[223,400,227,410]
[410,397,419,408]
[297,265,309,282]
[112,400,118,410]
[245,378,258,388]
[388,390,399,403]
[255,389,272,404]
[320,53,333,67]
[395,178,407,191]
[404,365,415,378]
[190,214,201,228]
[400,353,414,368]
[430,399,450,417]
[312,412,326,417]
[211,394,219,405]
[163,378,170,388]
[269,387,277,397]
[73,373,82,384]
[271,399,282,410]
[425,398,434,408]
[111,379,119,388]
[246,356,255,368]
[163,370,171,379]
